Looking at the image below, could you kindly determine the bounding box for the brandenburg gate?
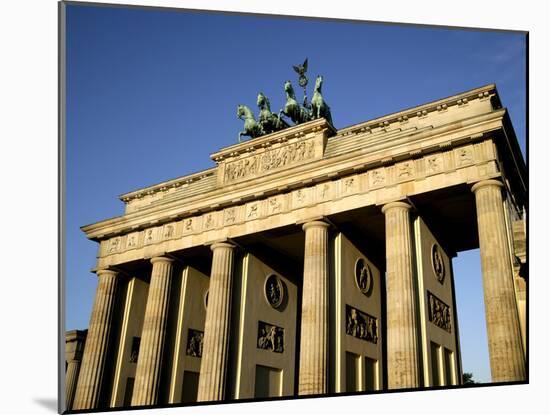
[66,82,527,411]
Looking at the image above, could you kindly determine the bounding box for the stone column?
[65,330,87,410]
[131,256,175,406]
[73,270,119,410]
[197,242,236,402]
[298,220,330,395]
[472,179,526,381]
[381,201,421,389]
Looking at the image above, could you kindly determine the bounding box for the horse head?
[314,75,323,92]
[284,80,296,98]
[257,92,270,111]
[237,104,245,119]
[237,104,253,120]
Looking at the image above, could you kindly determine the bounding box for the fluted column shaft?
[132,256,175,406]
[298,220,330,395]
[65,360,81,410]
[472,180,526,381]
[197,242,236,402]
[382,201,421,389]
[73,270,119,410]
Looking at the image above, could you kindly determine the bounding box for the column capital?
[302,220,330,232]
[150,255,175,265]
[95,268,118,278]
[471,179,504,193]
[210,241,236,252]
[381,201,412,214]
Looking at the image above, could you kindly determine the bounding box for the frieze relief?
[223,139,315,184]
[427,291,452,333]
[292,188,310,208]
[345,304,378,344]
[203,212,218,230]
[456,147,474,166]
[369,168,386,188]
[317,182,332,201]
[257,321,284,353]
[126,232,139,249]
[426,154,443,175]
[224,206,238,224]
[268,195,284,214]
[144,228,158,245]
[396,161,415,181]
[100,142,491,258]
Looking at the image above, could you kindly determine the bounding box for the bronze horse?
[237,104,264,142]
[278,80,312,125]
[257,92,288,134]
[311,75,333,125]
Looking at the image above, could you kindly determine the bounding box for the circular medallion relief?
[431,244,445,284]
[264,274,284,309]
[355,258,373,296]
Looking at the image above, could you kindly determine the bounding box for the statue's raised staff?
[257,92,288,135]
[293,57,310,108]
[237,104,264,142]
[278,80,312,125]
[311,75,333,125]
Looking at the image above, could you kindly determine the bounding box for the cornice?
[335,83,498,137]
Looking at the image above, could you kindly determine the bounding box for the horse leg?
[238,131,246,142]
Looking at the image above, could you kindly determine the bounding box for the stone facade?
[66,84,527,411]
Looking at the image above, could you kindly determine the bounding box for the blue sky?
[65,4,526,384]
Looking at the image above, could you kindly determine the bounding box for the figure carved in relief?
[145,229,154,243]
[108,238,120,253]
[345,305,378,344]
[428,292,451,332]
[205,214,214,229]
[248,204,258,218]
[398,162,413,178]
[321,183,330,199]
[185,218,193,231]
[164,225,174,238]
[269,198,281,213]
[427,156,440,173]
[296,189,305,203]
[127,235,136,248]
[265,274,284,309]
[458,148,473,165]
[257,321,284,353]
[355,258,373,296]
[186,329,204,357]
[432,244,445,283]
[372,169,385,185]
[225,208,236,224]
[129,337,140,363]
